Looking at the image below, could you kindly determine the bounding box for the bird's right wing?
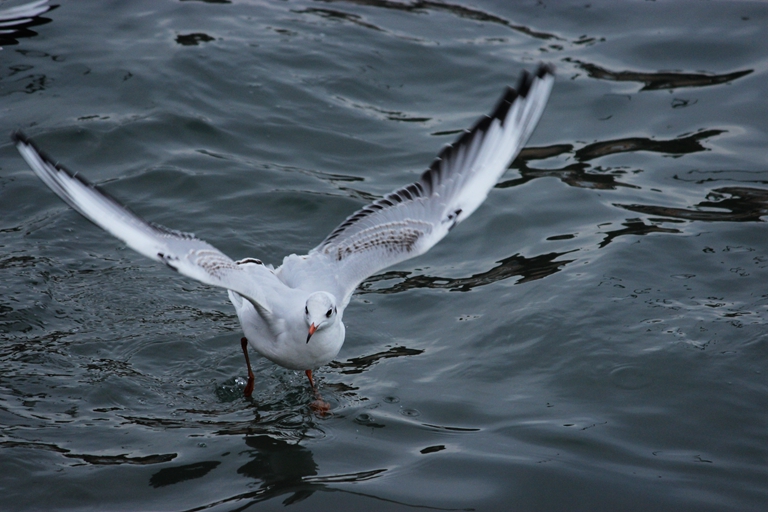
[13,132,275,313]
[280,65,554,307]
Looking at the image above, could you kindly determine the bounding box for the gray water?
[1,1,766,510]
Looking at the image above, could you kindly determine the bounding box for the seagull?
[12,64,554,401]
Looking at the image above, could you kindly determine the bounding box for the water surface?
[1,0,766,510]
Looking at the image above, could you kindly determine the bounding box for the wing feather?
[280,65,555,306]
[12,132,274,312]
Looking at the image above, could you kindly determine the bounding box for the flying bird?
[12,64,554,401]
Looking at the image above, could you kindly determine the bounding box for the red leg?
[304,369,316,389]
[241,337,255,398]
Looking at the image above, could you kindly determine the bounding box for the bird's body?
[12,65,554,396]
[228,284,345,371]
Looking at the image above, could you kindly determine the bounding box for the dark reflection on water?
[505,129,726,189]
[335,94,433,123]
[233,435,323,506]
[0,59,53,96]
[0,440,176,465]
[565,57,753,90]
[419,445,445,454]
[150,461,221,488]
[121,408,313,437]
[0,0,56,48]
[330,345,424,373]
[503,159,635,191]
[361,250,576,294]
[324,0,564,41]
[299,8,386,33]
[573,129,726,161]
[598,219,681,249]
[71,452,177,465]
[619,187,768,223]
[175,433,467,512]
[176,33,215,46]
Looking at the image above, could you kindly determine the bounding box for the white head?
[304,291,338,343]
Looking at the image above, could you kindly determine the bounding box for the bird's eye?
[325,308,333,318]
[305,306,309,315]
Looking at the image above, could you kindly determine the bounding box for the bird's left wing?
[13,132,275,312]
[279,65,554,307]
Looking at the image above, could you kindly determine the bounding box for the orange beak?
[306,323,317,344]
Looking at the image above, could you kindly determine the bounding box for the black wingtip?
[10,130,73,178]
[536,62,556,79]
[11,130,30,146]
[419,63,554,190]
[11,130,116,207]
[11,131,50,163]
[477,63,554,129]
[515,63,555,99]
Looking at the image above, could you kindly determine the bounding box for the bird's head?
[304,292,338,343]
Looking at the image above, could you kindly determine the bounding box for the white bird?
[13,64,554,402]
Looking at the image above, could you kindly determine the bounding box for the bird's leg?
[241,337,255,398]
[305,369,330,414]
[304,369,316,389]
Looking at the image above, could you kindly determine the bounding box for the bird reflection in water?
[0,0,56,48]
[150,434,464,511]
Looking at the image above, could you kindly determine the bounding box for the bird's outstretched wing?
[280,64,554,306]
[13,132,275,312]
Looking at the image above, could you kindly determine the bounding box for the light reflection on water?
[1,0,767,510]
